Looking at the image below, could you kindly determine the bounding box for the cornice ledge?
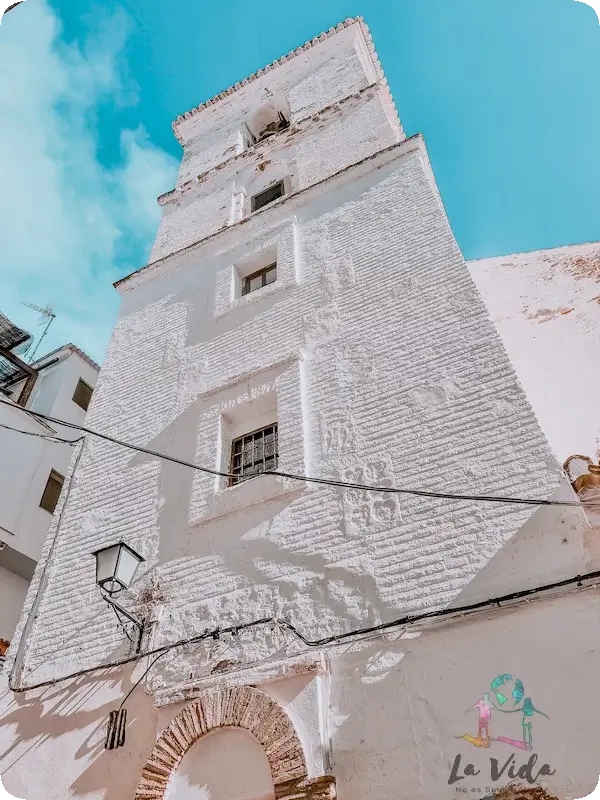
[158,83,386,207]
[115,133,425,294]
[150,651,327,708]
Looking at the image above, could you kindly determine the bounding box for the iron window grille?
[230,424,278,486]
[40,469,65,513]
[72,378,93,411]
[242,263,277,296]
[251,181,285,213]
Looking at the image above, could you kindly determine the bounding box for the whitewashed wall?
[1,20,595,800]
[0,351,98,560]
[0,565,28,642]
[11,135,584,689]
[469,242,600,465]
[3,590,600,800]
[0,350,98,646]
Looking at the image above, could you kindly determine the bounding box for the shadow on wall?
[0,665,157,800]
[319,488,593,799]
[128,392,382,638]
[164,727,275,800]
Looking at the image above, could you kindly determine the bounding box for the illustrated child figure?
[495,695,550,751]
[520,697,549,750]
[465,692,494,746]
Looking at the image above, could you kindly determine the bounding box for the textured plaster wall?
[173,23,381,182]
[469,242,600,464]
[326,591,600,800]
[0,665,159,800]
[149,87,401,265]
[3,593,600,799]
[1,22,596,800]
[10,142,586,691]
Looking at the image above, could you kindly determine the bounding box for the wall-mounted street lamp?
[93,542,146,751]
[93,542,145,654]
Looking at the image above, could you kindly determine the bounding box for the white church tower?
[2,18,594,800]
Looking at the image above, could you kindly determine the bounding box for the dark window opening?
[72,378,93,411]
[257,111,289,142]
[251,181,285,213]
[242,263,277,296]
[40,469,64,514]
[230,424,278,486]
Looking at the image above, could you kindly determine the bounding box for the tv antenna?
[20,302,56,363]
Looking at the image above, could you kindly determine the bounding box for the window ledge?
[196,472,304,525]
[246,193,288,219]
[152,652,326,707]
[214,278,295,321]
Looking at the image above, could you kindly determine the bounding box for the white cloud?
[0,0,178,362]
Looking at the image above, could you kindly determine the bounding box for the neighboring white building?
[468,242,600,466]
[1,18,599,800]
[0,315,99,653]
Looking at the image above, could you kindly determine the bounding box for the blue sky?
[0,0,598,363]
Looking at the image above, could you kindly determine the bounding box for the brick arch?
[134,685,308,800]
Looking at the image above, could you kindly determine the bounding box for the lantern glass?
[117,546,143,589]
[93,542,144,595]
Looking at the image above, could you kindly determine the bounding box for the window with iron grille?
[39,469,64,513]
[251,181,285,213]
[242,263,277,296]
[72,378,93,411]
[230,424,278,485]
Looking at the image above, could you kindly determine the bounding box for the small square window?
[40,469,64,514]
[230,424,278,486]
[72,378,93,411]
[242,263,277,297]
[251,181,285,213]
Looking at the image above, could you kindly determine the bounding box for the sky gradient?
[0,0,598,362]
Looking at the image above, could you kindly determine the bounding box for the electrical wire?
[0,397,591,509]
[9,440,86,689]
[9,566,600,694]
[118,651,170,711]
[0,421,81,446]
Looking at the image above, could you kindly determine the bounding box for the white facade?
[0,18,598,800]
[468,242,600,466]
[0,343,99,644]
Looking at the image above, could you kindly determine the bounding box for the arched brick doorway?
[134,685,336,800]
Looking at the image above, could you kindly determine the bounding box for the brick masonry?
[135,685,335,799]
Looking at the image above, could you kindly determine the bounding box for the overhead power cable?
[0,396,591,509]
[0,421,81,446]
[10,566,600,694]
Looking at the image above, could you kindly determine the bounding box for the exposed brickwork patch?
[133,685,318,800]
[523,306,576,323]
[275,776,337,799]
[487,786,559,800]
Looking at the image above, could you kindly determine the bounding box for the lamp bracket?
[101,591,144,653]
